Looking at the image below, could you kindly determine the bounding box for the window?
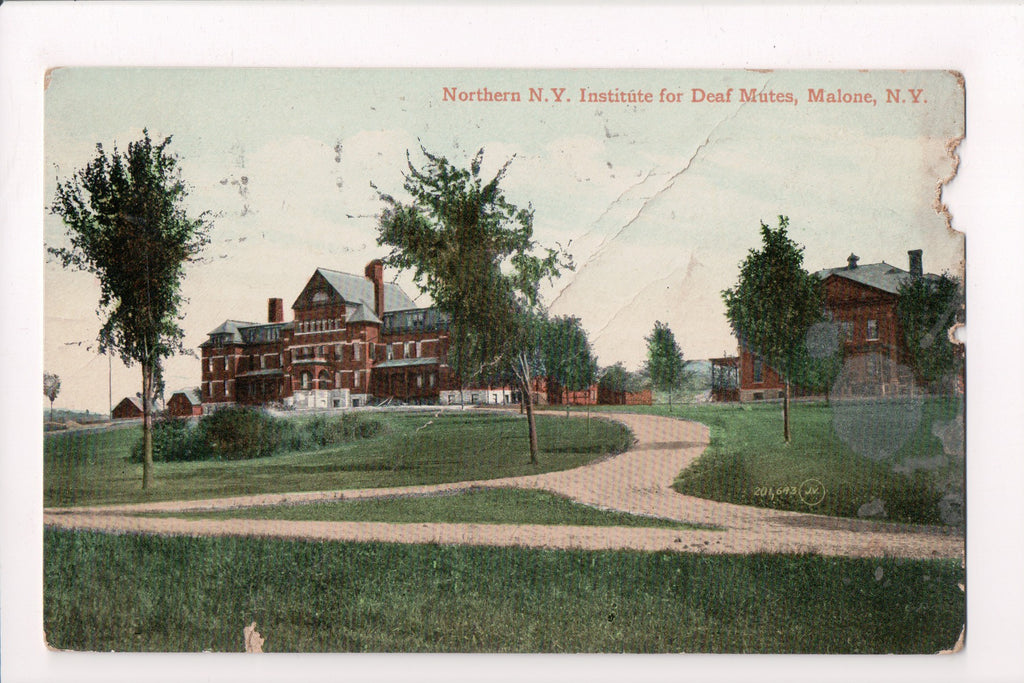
[406,342,415,358]
[866,319,879,341]
[417,374,424,388]
[429,373,436,388]
[369,344,375,360]
[354,371,361,388]
[301,371,311,390]
[753,357,763,383]
[261,355,267,369]
[387,344,394,361]
[416,341,422,358]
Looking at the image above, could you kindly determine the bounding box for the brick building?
[112,396,144,420]
[167,389,203,418]
[200,260,455,412]
[730,249,950,401]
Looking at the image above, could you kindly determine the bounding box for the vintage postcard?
[42,68,965,655]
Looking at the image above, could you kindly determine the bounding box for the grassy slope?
[44,412,631,508]
[165,488,710,530]
[44,530,965,653]
[573,398,963,525]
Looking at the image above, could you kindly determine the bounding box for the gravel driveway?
[44,412,964,559]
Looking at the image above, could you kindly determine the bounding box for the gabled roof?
[115,396,144,412]
[310,267,417,313]
[814,261,939,295]
[171,389,201,406]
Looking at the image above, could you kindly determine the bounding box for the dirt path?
[43,412,964,559]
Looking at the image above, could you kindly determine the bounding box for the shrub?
[129,417,204,463]
[197,406,282,461]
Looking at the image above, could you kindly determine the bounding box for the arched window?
[300,371,311,390]
[317,370,331,389]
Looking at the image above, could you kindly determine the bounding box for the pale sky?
[44,68,964,413]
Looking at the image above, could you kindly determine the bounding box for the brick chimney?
[847,253,859,270]
[268,297,284,323]
[908,249,923,277]
[364,259,385,316]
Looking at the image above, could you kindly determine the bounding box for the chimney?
[364,259,385,316]
[268,297,284,323]
[908,249,923,277]
[847,253,859,270]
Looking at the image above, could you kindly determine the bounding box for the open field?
[160,488,711,530]
[44,529,964,653]
[44,411,632,508]
[550,398,964,525]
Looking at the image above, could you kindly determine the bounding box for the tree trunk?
[142,363,155,489]
[783,379,791,443]
[524,386,539,464]
[566,388,570,418]
[49,399,55,423]
[516,354,539,464]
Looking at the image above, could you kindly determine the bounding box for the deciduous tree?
[43,372,61,423]
[722,216,823,441]
[599,362,648,394]
[644,321,688,410]
[376,147,570,463]
[896,272,963,391]
[49,131,212,488]
[542,315,598,417]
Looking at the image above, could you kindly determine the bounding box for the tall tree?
[896,272,963,392]
[49,131,212,488]
[722,216,823,441]
[644,321,688,410]
[43,372,61,423]
[542,315,598,417]
[376,147,569,463]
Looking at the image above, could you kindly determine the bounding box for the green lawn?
[44,412,632,508]
[44,529,965,653]
[569,398,964,525]
[161,488,710,530]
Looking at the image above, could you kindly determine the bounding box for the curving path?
[43,412,964,559]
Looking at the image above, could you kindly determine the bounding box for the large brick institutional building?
[713,249,956,402]
[200,260,456,412]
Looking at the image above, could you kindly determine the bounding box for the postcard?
[41,67,965,655]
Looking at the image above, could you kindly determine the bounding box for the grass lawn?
[44,411,632,508]
[159,488,711,530]
[44,529,964,653]
[558,397,964,525]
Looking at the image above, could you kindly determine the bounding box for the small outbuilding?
[167,389,203,418]
[111,396,144,420]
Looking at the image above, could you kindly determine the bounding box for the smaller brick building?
[167,389,203,418]
[736,249,947,401]
[112,396,144,420]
